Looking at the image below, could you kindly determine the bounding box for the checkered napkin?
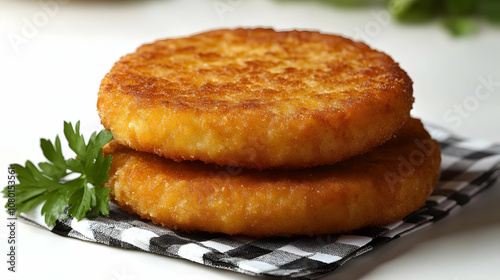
[20,123,500,279]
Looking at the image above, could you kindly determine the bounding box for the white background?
[1,0,499,279]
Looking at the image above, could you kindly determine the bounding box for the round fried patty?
[102,118,440,237]
[97,28,414,170]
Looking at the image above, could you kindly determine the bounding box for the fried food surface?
[98,28,414,170]
[103,118,441,237]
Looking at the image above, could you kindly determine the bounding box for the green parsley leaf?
[477,0,500,23]
[388,0,437,23]
[444,16,477,36]
[2,121,114,227]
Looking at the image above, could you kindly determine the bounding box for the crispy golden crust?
[97,28,413,170]
[102,118,440,237]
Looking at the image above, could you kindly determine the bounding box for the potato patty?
[102,118,440,237]
[97,28,414,170]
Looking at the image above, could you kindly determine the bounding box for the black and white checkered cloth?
[20,123,500,279]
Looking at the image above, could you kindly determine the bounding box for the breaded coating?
[97,28,414,170]
[102,118,441,237]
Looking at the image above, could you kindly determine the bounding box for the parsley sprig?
[294,0,500,36]
[2,121,114,227]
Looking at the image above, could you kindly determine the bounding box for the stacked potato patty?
[97,28,441,237]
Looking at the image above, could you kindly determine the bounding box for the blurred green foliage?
[281,0,500,36]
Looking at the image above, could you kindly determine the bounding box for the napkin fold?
[20,123,500,279]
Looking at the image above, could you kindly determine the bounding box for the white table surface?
[1,0,499,279]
